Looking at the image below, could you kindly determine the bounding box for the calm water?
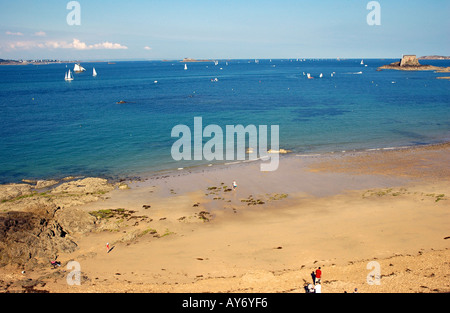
[0,59,449,183]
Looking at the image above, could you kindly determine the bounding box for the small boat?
[65,69,74,81]
[319,73,323,78]
[360,60,364,65]
[74,63,86,73]
[93,67,97,77]
[307,73,313,79]
[184,64,188,70]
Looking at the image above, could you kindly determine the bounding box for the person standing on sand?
[315,267,322,284]
[106,242,110,253]
[311,271,316,284]
[232,180,237,190]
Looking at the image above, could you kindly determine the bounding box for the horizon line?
[2,56,420,63]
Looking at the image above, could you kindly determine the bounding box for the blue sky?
[0,0,449,60]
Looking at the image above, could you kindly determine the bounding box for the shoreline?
[4,140,450,187]
[1,140,449,293]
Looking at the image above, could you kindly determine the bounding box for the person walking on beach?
[315,267,322,284]
[311,271,316,284]
[232,180,237,190]
[106,242,110,253]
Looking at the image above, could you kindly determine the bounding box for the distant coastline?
[0,59,108,66]
[0,59,74,66]
[419,55,450,60]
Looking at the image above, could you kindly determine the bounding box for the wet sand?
[1,143,449,293]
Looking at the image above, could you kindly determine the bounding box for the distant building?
[400,55,420,67]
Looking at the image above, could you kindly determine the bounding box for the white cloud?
[34,31,47,37]
[6,31,24,36]
[2,38,128,51]
[66,38,128,50]
[144,46,152,50]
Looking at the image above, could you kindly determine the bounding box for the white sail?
[74,63,86,73]
[184,64,188,70]
[93,67,97,77]
[65,69,73,81]
[361,60,364,65]
[319,73,323,78]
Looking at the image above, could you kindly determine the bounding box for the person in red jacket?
[315,267,322,283]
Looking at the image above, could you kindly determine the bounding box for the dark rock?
[0,205,95,268]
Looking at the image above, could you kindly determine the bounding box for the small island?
[378,55,450,74]
[419,55,450,60]
[180,58,215,63]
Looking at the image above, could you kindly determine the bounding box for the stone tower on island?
[400,55,420,67]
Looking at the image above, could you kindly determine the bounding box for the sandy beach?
[0,143,449,293]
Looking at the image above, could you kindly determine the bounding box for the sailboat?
[319,73,323,78]
[93,67,97,77]
[307,73,313,79]
[360,60,364,65]
[74,63,86,73]
[65,69,74,81]
[184,64,188,70]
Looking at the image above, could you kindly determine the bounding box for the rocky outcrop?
[0,205,97,268]
[35,180,59,189]
[50,177,114,195]
[0,177,116,268]
[0,184,33,203]
[54,207,97,235]
[0,177,116,213]
[378,55,450,72]
[0,207,69,268]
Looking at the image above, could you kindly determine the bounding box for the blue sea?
[0,59,449,183]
